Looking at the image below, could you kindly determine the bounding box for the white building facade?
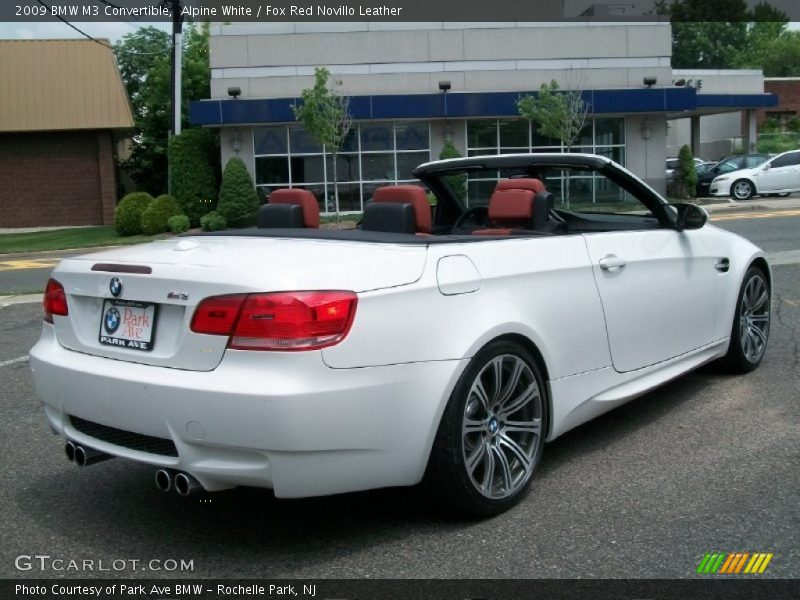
[191,21,776,211]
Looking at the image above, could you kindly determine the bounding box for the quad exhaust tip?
[154,469,173,493]
[174,472,202,497]
[155,470,204,497]
[64,441,76,462]
[75,444,111,467]
[66,442,112,467]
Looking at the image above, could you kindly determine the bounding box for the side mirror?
[762,163,771,170]
[711,167,720,173]
[673,203,708,232]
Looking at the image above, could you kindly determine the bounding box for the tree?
[216,157,259,228]
[759,32,800,77]
[516,80,588,152]
[656,0,794,73]
[517,79,589,208]
[114,23,213,195]
[292,67,353,221]
[168,128,218,226]
[439,139,466,202]
[677,145,698,199]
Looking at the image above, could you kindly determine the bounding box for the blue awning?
[190,87,777,126]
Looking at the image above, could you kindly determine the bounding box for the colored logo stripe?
[697,552,773,574]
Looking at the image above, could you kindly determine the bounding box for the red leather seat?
[494,178,546,194]
[268,188,320,228]
[372,185,432,234]
[472,188,536,236]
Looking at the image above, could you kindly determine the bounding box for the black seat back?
[257,203,305,228]
[361,202,417,234]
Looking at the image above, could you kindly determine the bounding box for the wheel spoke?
[748,324,767,350]
[497,382,538,419]
[463,418,484,435]
[752,288,768,312]
[490,357,504,403]
[503,418,542,436]
[492,445,513,492]
[497,433,533,473]
[465,437,489,474]
[749,313,769,324]
[471,379,491,414]
[495,358,525,409]
[480,445,496,492]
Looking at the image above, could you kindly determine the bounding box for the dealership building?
[190,21,777,212]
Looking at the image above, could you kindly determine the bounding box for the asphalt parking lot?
[1,216,798,580]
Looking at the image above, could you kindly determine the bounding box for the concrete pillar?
[690,115,701,159]
[744,110,757,153]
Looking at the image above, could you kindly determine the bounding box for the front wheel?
[423,340,546,517]
[732,179,755,200]
[719,266,770,373]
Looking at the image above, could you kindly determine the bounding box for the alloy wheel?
[461,354,542,500]
[739,273,770,363]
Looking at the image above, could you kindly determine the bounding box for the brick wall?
[0,130,117,228]
[752,80,800,129]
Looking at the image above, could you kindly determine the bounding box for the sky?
[0,21,170,43]
[0,19,798,44]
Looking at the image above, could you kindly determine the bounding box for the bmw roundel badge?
[109,277,122,297]
[104,306,121,334]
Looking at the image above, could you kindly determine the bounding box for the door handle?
[599,254,626,270]
[715,258,730,272]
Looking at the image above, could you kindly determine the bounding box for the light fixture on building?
[643,76,656,88]
[438,81,451,92]
[231,130,242,154]
[227,86,242,99]
[641,118,653,140]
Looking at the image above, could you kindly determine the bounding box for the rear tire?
[719,266,770,373]
[423,339,547,517]
[732,179,755,201]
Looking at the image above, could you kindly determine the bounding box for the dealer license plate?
[98,299,158,352]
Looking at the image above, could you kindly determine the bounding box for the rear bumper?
[30,325,465,497]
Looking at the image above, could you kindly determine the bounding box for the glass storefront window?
[253,121,431,212]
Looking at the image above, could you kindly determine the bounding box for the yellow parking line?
[0,259,58,271]
[711,208,800,222]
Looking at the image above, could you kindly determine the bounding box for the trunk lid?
[49,236,427,371]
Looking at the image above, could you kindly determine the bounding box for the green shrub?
[115,192,154,236]
[439,139,466,201]
[168,128,219,226]
[216,157,259,228]
[167,214,191,235]
[677,144,697,199]
[200,211,227,232]
[141,194,183,236]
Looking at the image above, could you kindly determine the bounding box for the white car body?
[711,149,800,199]
[29,154,771,511]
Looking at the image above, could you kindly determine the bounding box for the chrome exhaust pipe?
[73,444,112,467]
[174,472,203,497]
[155,469,173,493]
[64,441,76,462]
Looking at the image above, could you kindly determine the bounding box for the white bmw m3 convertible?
[30,154,771,516]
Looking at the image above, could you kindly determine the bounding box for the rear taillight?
[43,278,68,323]
[190,291,357,351]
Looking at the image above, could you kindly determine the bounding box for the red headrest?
[372,185,432,234]
[269,188,320,228]
[495,178,546,194]
[487,189,535,226]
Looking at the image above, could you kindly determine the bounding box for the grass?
[0,227,162,254]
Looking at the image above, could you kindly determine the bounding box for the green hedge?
[141,194,183,236]
[217,157,259,228]
[167,214,191,235]
[200,211,227,232]
[168,128,219,226]
[115,192,154,236]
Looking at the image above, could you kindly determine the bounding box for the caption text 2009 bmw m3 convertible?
[30,154,771,516]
